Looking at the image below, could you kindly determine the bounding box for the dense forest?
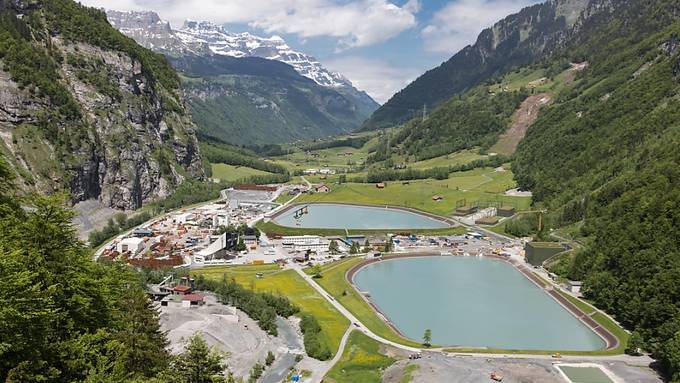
[200,142,289,175]
[0,156,171,382]
[512,1,680,380]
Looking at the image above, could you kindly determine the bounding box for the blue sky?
[83,0,542,103]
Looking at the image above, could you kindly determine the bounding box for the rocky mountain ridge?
[363,0,595,130]
[0,0,203,209]
[106,9,378,145]
[106,10,357,89]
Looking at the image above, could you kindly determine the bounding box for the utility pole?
[422,104,427,121]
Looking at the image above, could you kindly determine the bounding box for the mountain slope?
[0,0,203,209]
[509,1,680,378]
[172,55,371,145]
[106,10,378,144]
[362,0,589,130]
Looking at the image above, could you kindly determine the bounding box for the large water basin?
[273,203,449,230]
[354,257,605,351]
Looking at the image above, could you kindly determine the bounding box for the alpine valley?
[2,0,680,383]
[106,10,379,145]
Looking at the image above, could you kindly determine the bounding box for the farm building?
[525,242,565,266]
[454,206,478,216]
[314,184,331,193]
[475,216,499,225]
[182,294,205,307]
[173,285,192,295]
[376,182,386,189]
[497,206,516,217]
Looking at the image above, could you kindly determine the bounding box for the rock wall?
[0,6,204,209]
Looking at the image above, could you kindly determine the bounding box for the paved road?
[290,265,421,354]
[260,318,304,383]
[260,353,296,383]
[306,326,354,383]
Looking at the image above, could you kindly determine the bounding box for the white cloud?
[80,0,419,50]
[421,0,538,54]
[325,56,421,103]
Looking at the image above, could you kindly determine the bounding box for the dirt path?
[491,93,552,155]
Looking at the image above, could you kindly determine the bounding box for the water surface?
[354,257,604,350]
[274,203,449,229]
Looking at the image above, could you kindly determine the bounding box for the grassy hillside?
[210,164,272,182]
[296,167,531,216]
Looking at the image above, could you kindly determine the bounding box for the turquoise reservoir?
[273,203,449,230]
[354,257,605,351]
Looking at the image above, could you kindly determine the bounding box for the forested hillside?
[362,0,588,130]
[0,0,203,209]
[511,1,680,379]
[390,88,527,161]
[0,155,171,381]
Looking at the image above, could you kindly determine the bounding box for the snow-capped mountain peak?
[176,21,349,88]
[106,10,362,89]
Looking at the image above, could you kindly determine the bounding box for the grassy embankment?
[306,257,423,348]
[325,330,396,383]
[192,264,349,357]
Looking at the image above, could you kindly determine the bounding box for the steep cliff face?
[0,0,203,209]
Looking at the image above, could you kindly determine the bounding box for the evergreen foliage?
[170,333,227,383]
[0,156,169,382]
[390,89,527,161]
[300,314,332,361]
[201,143,289,175]
[512,2,680,379]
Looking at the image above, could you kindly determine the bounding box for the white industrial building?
[173,212,195,224]
[282,235,322,247]
[293,242,329,252]
[117,237,145,255]
[213,213,229,228]
[195,233,228,261]
[282,235,328,253]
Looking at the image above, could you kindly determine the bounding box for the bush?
[300,315,332,360]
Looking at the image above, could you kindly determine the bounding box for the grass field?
[192,265,349,356]
[487,65,575,96]
[295,168,531,217]
[210,163,273,182]
[408,150,487,170]
[270,142,377,173]
[308,257,423,348]
[325,330,396,383]
[274,192,297,205]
